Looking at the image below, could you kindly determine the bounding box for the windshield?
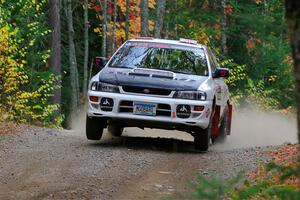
[109,41,208,76]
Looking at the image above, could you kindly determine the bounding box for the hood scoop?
[128,72,150,77]
[130,68,175,79]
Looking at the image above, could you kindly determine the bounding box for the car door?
[208,50,228,114]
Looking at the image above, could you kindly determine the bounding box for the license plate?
[133,102,157,116]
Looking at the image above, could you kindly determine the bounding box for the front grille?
[122,86,171,96]
[119,101,171,117]
[156,104,171,117]
[119,101,133,113]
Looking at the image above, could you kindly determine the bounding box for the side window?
[211,52,220,69]
[207,50,217,73]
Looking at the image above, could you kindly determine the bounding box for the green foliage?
[0,0,295,127]
[191,174,243,200]
[220,59,279,109]
[226,0,294,109]
[170,162,300,200]
[221,59,248,106]
[165,0,294,110]
[0,0,62,127]
[231,163,300,200]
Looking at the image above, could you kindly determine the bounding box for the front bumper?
[87,91,213,129]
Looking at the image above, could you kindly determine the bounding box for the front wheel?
[86,116,105,140]
[194,126,211,151]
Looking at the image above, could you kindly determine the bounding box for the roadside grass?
[0,135,10,143]
[164,144,300,200]
[0,121,20,143]
[0,121,21,135]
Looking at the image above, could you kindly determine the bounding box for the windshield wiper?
[109,65,132,69]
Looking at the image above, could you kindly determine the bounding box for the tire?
[86,116,105,140]
[194,102,215,151]
[194,125,211,151]
[108,124,124,137]
[218,106,230,142]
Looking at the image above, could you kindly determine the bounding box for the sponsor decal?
[102,99,110,105]
[180,105,188,112]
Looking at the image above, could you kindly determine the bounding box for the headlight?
[173,91,206,101]
[90,82,120,93]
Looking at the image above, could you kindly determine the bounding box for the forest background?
[0,0,294,128]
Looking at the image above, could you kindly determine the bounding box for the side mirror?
[213,68,229,78]
[94,56,108,70]
[92,56,108,75]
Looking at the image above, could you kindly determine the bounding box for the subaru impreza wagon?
[86,38,232,151]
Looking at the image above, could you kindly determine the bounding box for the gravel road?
[0,123,278,200]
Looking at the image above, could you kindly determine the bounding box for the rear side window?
[207,49,219,73]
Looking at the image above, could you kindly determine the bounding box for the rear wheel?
[108,124,124,137]
[218,106,230,142]
[86,116,105,140]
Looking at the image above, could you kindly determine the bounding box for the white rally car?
[86,38,232,151]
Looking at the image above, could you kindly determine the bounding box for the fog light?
[194,106,204,111]
[89,96,99,102]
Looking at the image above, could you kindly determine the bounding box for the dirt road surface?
[0,110,297,200]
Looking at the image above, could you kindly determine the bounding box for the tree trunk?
[112,0,117,52]
[154,0,166,38]
[285,0,300,147]
[175,0,178,38]
[67,0,79,116]
[83,0,89,102]
[125,0,129,40]
[140,0,149,37]
[221,0,228,55]
[49,0,61,112]
[101,0,107,57]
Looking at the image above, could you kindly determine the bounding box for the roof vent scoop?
[179,38,198,45]
[135,37,154,40]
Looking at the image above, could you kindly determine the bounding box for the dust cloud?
[70,106,298,151]
[69,108,113,140]
[70,109,86,135]
[213,107,298,151]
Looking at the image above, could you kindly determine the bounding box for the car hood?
[98,67,208,91]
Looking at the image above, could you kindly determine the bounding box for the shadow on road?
[89,136,204,153]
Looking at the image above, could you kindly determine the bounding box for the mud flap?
[211,105,220,140]
[228,103,233,135]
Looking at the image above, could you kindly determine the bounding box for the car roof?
[128,38,208,50]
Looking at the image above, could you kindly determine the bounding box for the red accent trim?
[228,103,233,135]
[211,106,220,139]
